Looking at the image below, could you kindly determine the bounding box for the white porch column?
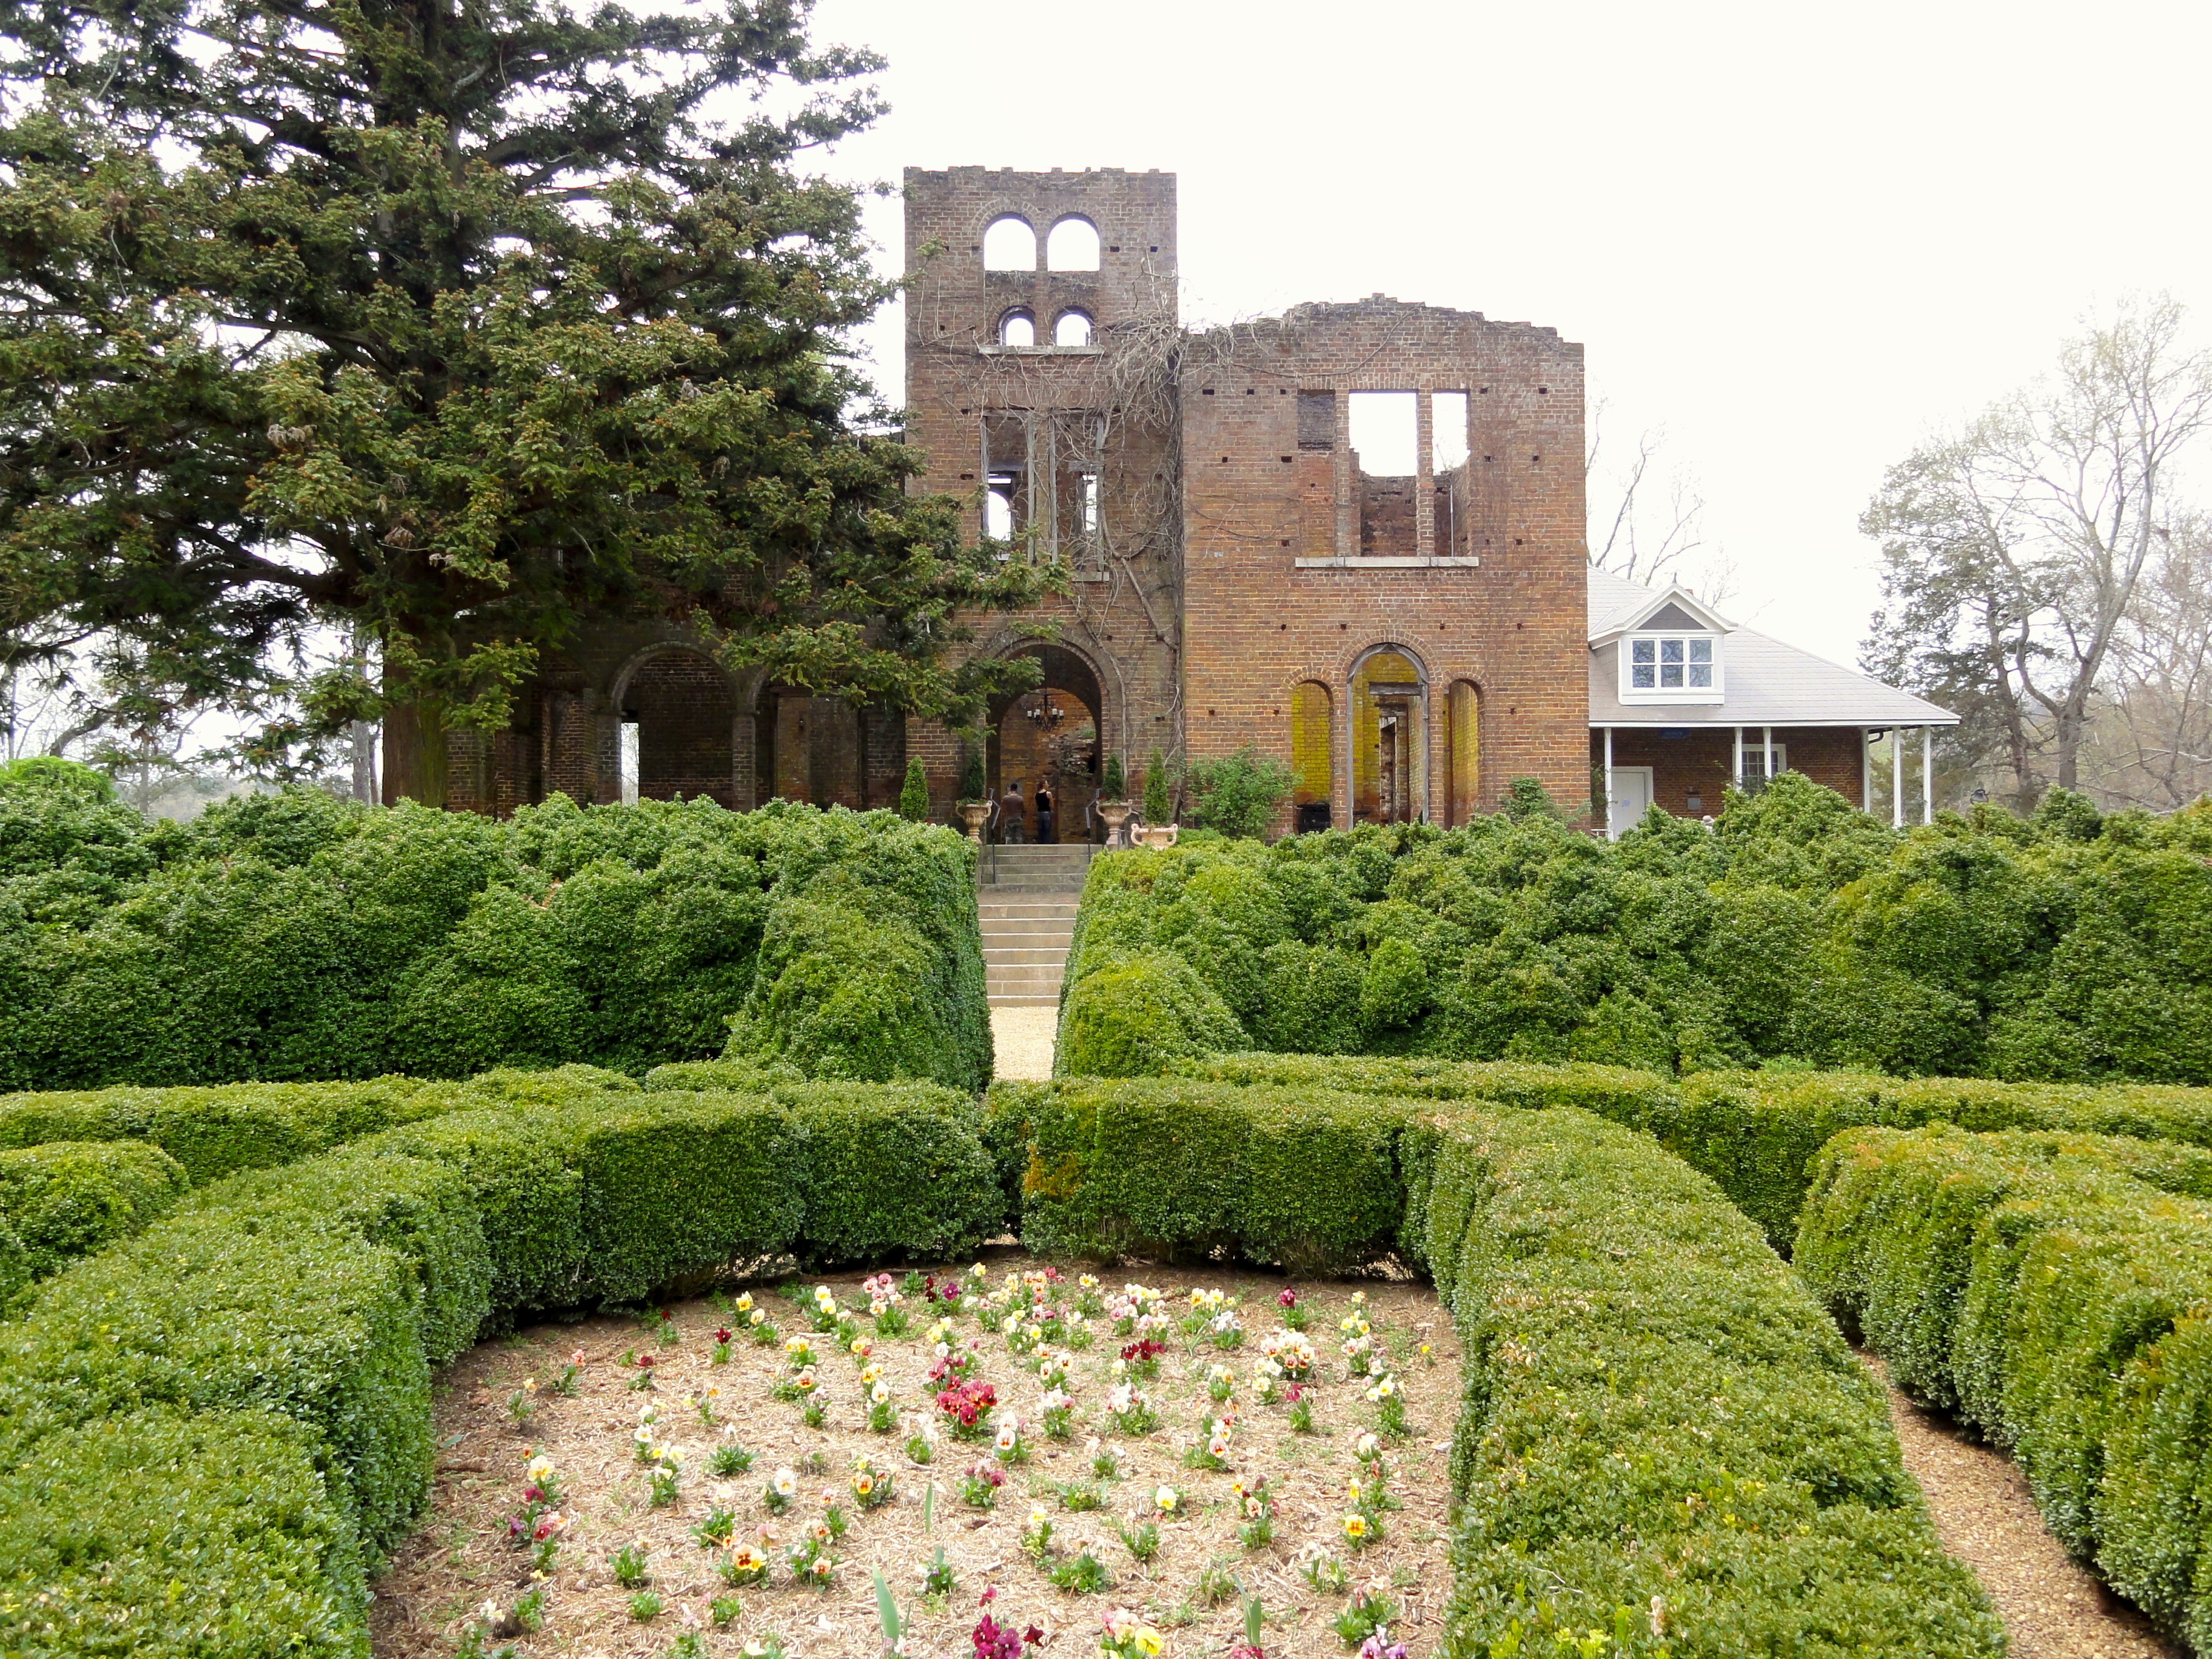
[1892,727,1905,828]
[1861,729,1873,813]
[1732,725,1743,790]
[1603,725,1615,839]
[1922,726,1934,824]
[1763,725,1774,785]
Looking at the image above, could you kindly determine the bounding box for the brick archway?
[612,647,738,807]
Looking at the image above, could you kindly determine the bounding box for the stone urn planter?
[1133,823,1179,850]
[956,801,992,842]
[1095,800,1133,849]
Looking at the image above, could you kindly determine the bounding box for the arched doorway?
[1351,646,1427,825]
[618,648,737,806]
[988,643,1105,842]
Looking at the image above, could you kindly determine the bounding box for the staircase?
[977,843,1092,1008]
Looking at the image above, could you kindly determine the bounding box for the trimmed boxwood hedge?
[1170,1051,2212,1244]
[0,1066,2041,1657]
[0,1138,189,1305]
[1797,1125,2212,1648]
[1426,1107,2003,1657]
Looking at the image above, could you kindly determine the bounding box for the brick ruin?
[409,167,1592,834]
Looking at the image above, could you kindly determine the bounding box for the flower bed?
[372,1260,1458,1658]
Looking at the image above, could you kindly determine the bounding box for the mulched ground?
[372,1256,1458,1658]
[1864,1355,2183,1659]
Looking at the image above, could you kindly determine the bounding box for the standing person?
[1035,784,1054,845]
[999,779,1026,844]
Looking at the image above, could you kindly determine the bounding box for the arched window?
[1352,647,1426,825]
[1446,681,1479,826]
[982,216,1036,271]
[1045,216,1101,271]
[1290,681,1334,834]
[998,310,1035,348]
[1053,310,1094,348]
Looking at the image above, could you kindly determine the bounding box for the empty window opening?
[618,717,640,805]
[982,216,1036,271]
[1053,310,1094,347]
[1290,681,1333,833]
[984,477,1017,541]
[1432,392,1470,555]
[998,310,1035,347]
[1351,392,1418,557]
[1045,216,1100,271]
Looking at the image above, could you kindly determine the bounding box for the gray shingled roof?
[1586,567,1956,728]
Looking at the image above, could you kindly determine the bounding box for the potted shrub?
[1135,750,1178,848]
[954,746,991,841]
[1096,752,1133,848]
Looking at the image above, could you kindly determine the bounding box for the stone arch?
[1289,679,1335,834]
[611,645,739,807]
[982,216,1036,272]
[987,640,1107,843]
[1444,679,1481,826]
[1348,642,1429,826]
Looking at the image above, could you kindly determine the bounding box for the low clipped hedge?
[0,1076,1013,1655]
[1170,1051,2212,1243]
[980,1078,2000,1654]
[0,1139,189,1305]
[1427,1106,2002,1657]
[1797,1125,2212,1648]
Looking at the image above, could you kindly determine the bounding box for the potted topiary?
[1134,749,1179,848]
[1096,752,1133,848]
[954,746,992,841]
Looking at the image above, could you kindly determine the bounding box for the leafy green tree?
[0,0,1047,803]
[1183,745,1296,840]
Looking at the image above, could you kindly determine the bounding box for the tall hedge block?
[1795,1125,2212,1647]
[1430,1108,2003,1657]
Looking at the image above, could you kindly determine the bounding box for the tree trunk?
[380,700,449,807]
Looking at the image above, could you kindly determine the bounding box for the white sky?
[809,0,2212,668]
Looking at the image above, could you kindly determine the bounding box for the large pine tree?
[0,0,1044,800]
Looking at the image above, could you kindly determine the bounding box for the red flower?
[635,1353,656,1369]
[1278,1287,1298,1307]
[714,1327,733,1345]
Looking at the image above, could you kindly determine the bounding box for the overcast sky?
[808,0,2212,668]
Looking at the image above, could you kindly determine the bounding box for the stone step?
[978,881,1088,895]
[977,898,1080,913]
[984,947,1071,966]
[988,994,1063,1008]
[986,966,1065,989]
[981,929,1076,947]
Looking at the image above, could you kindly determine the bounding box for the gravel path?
[1865,1355,2182,1658]
[991,1007,1058,1081]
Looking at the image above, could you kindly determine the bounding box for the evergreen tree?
[897,756,929,822]
[0,0,1047,800]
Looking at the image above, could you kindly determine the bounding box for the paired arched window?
[1045,216,1100,271]
[982,216,1035,271]
[997,310,1036,348]
[1053,310,1094,347]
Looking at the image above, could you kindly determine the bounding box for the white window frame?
[1740,740,1788,783]
[1620,631,1724,704]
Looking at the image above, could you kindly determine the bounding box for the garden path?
[991,1007,1058,1081]
[1865,1355,2182,1659]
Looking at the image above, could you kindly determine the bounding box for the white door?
[1607,766,1654,839]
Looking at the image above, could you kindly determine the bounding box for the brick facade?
[1591,725,1871,818]
[407,166,1597,831]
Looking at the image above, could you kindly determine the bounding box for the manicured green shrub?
[1430,1106,2003,1657]
[0,1406,369,1659]
[1795,1125,2212,1647]
[0,1139,189,1294]
[1182,745,1295,840]
[898,756,930,822]
[0,782,988,1091]
[1055,775,2212,1085]
[1055,951,1244,1077]
[0,1076,447,1184]
[1167,1051,2212,1245]
[1002,1078,1408,1272]
[780,1081,1004,1267]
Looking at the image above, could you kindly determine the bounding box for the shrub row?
[0,1077,1007,1657]
[0,1139,189,1308]
[1425,1106,2004,1657]
[1168,1051,2212,1243]
[0,773,990,1093]
[1796,1126,2212,1649]
[979,1078,2002,1654]
[1055,779,2212,1084]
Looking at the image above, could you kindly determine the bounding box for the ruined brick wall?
[902,167,1185,803]
[1178,299,1589,833]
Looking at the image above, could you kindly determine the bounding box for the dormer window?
[1621,631,1723,703]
